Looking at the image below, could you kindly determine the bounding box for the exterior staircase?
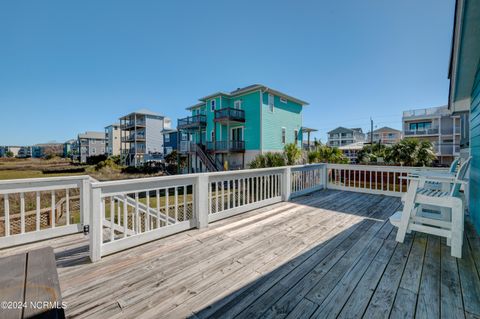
[192,143,222,172]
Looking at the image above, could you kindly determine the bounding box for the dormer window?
[210,100,216,111]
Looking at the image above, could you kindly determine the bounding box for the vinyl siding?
[261,92,303,151]
[470,66,480,231]
[145,117,164,154]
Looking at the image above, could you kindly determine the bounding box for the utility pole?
[370,117,374,152]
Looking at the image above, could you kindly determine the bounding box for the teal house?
[177,84,309,172]
[448,0,480,231]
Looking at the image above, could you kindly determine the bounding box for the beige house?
[367,127,402,145]
[105,123,121,156]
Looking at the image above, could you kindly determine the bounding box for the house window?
[234,100,242,109]
[294,129,298,144]
[231,127,243,141]
[268,94,274,112]
[281,128,286,144]
[91,148,96,154]
[210,100,216,111]
[165,147,173,154]
[211,130,215,141]
[280,97,287,104]
[409,122,432,131]
[165,134,170,143]
[181,132,188,141]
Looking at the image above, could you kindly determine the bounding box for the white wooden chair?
[390,157,471,258]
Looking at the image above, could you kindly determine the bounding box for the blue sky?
[0,0,455,145]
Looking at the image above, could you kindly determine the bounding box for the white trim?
[449,0,465,110]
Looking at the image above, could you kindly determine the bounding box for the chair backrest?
[449,157,460,174]
[451,156,472,197]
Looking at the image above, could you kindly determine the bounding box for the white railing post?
[195,174,209,229]
[323,164,328,189]
[89,187,102,262]
[80,178,91,226]
[282,166,292,201]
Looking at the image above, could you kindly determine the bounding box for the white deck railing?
[0,175,91,248]
[326,164,448,197]
[0,163,446,261]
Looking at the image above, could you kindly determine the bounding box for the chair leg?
[396,182,418,243]
[450,201,464,258]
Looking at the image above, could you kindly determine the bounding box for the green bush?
[284,143,302,165]
[307,145,348,164]
[86,154,108,165]
[249,152,286,169]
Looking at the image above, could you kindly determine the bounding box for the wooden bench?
[0,247,65,319]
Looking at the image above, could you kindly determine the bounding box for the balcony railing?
[121,120,146,129]
[177,115,207,129]
[0,163,451,262]
[214,108,245,122]
[404,128,439,136]
[121,133,146,142]
[206,140,245,152]
[403,106,451,118]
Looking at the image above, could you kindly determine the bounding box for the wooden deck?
[1,189,480,319]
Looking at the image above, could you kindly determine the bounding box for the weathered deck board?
[1,190,480,319]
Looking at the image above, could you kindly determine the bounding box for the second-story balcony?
[178,115,207,130]
[206,140,245,152]
[214,108,245,123]
[404,128,439,136]
[121,132,146,142]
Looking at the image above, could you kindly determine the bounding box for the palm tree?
[308,145,348,164]
[387,138,436,166]
[284,143,302,165]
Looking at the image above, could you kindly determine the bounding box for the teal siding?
[187,90,303,152]
[470,66,480,231]
[236,91,261,150]
[261,92,303,150]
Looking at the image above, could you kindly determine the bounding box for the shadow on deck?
[1,190,479,318]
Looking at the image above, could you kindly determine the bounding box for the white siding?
[145,117,164,154]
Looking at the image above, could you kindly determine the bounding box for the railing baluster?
[232,179,236,208]
[135,192,139,233]
[221,181,225,210]
[36,191,40,231]
[156,189,160,228]
[381,171,384,191]
[4,194,9,237]
[66,188,70,226]
[51,191,55,229]
[146,191,150,231]
[123,195,128,238]
[174,187,178,222]
[183,185,187,221]
[117,198,121,227]
[216,182,220,213]
[110,197,115,241]
[20,193,25,234]
[166,188,170,226]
